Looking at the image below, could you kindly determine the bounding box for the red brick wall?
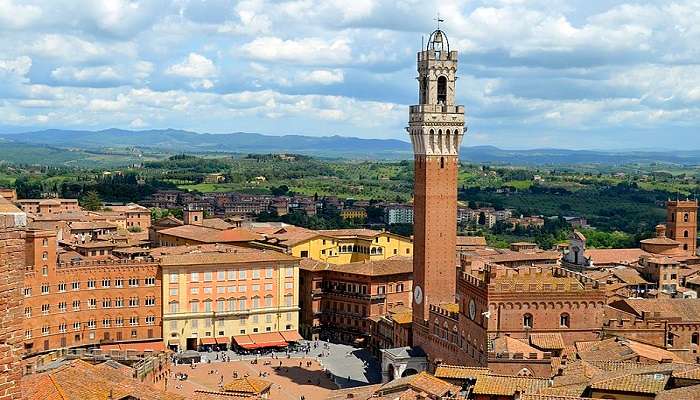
[0,222,25,400]
[413,155,458,324]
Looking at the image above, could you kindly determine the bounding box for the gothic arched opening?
[437,76,447,104]
[402,368,419,378]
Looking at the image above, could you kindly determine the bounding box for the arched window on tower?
[692,332,699,346]
[685,230,689,238]
[685,213,690,222]
[440,157,445,169]
[437,76,447,104]
[523,313,533,329]
[560,313,570,328]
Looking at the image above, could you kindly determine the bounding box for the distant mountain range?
[2,128,700,165]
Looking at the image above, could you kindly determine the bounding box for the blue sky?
[0,0,699,150]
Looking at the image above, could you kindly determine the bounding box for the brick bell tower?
[666,199,698,256]
[409,28,465,330]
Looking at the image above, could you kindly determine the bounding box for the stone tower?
[409,29,465,328]
[666,199,698,255]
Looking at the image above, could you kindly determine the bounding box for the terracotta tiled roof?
[377,371,458,398]
[614,298,700,321]
[530,332,565,350]
[472,375,550,396]
[492,336,545,357]
[314,256,412,276]
[391,310,413,324]
[434,364,489,380]
[590,371,669,394]
[521,395,589,400]
[201,218,234,230]
[22,359,183,400]
[586,248,649,265]
[255,225,321,246]
[487,250,560,264]
[324,385,382,400]
[159,225,261,243]
[159,247,297,266]
[222,377,272,394]
[611,268,649,285]
[576,337,683,363]
[655,384,700,399]
[456,236,487,246]
[191,390,254,399]
[317,228,383,238]
[672,366,700,380]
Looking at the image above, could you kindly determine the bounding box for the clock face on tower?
[468,298,476,320]
[414,285,423,305]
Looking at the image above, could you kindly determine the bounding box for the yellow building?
[159,245,300,351]
[255,226,413,265]
[339,207,368,221]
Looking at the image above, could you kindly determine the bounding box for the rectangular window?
[265,267,273,279]
[252,269,260,279]
[239,298,246,310]
[102,279,110,288]
[252,298,260,309]
[24,307,31,318]
[204,272,212,282]
[115,278,123,288]
[238,285,247,292]
[217,271,226,281]
[285,266,294,278]
[115,298,124,308]
[58,282,66,292]
[146,316,155,325]
[128,278,139,287]
[23,287,31,297]
[169,302,179,313]
[87,279,96,289]
[41,283,49,294]
[190,302,199,313]
[191,272,199,282]
[41,303,50,315]
[145,277,156,286]
[103,319,111,327]
[169,274,178,283]
[130,316,138,326]
[145,297,156,306]
[203,287,212,294]
[252,284,260,292]
[72,300,80,311]
[102,298,111,308]
[204,301,212,312]
[285,282,293,290]
[217,286,226,294]
[71,281,80,290]
[88,298,97,309]
[115,317,124,327]
[239,270,247,280]
[128,297,139,307]
[217,299,225,311]
[227,270,236,280]
[265,283,273,291]
[191,287,199,294]
[169,288,178,296]
[265,296,272,307]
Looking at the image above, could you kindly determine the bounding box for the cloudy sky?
[1,0,699,149]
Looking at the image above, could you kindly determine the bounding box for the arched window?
[692,332,699,345]
[437,76,447,104]
[377,247,383,254]
[667,332,674,347]
[684,230,689,238]
[560,313,570,328]
[684,244,689,251]
[440,157,445,169]
[370,248,376,255]
[523,313,533,328]
[685,213,690,222]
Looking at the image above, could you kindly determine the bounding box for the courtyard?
[165,341,382,399]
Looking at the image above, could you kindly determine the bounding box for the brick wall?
[0,218,26,400]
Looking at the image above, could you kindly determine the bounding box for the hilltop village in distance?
[2,28,700,400]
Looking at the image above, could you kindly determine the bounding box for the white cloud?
[0,56,31,76]
[166,53,217,78]
[129,117,147,128]
[240,37,352,65]
[51,66,121,83]
[298,69,344,85]
[0,0,42,29]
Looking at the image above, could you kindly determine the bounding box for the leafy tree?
[81,191,102,211]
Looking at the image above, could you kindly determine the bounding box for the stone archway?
[401,368,419,377]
